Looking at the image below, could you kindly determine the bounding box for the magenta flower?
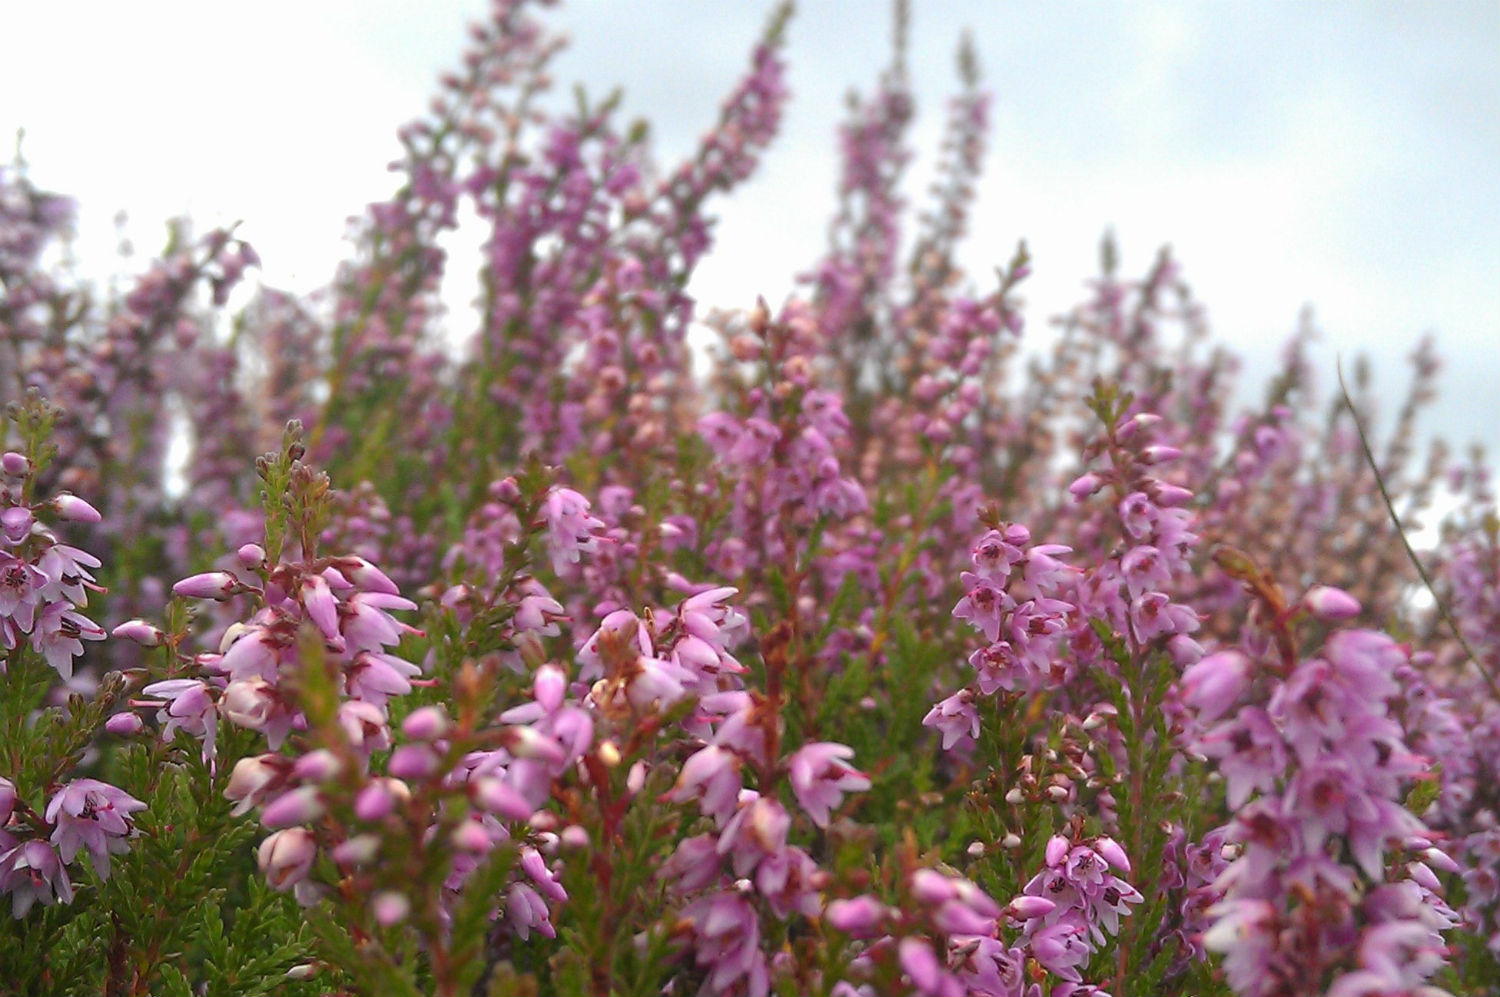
[44,779,146,879]
[541,486,605,575]
[141,678,218,762]
[2,840,74,917]
[172,571,239,600]
[29,602,104,680]
[0,554,45,631]
[258,827,316,891]
[787,742,870,827]
[664,745,743,824]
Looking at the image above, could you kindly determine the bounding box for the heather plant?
[1,0,1495,994]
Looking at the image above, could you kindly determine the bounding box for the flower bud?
[1094,835,1132,873]
[292,749,342,783]
[372,891,410,926]
[1068,472,1104,500]
[825,896,887,938]
[1,452,30,476]
[105,712,144,736]
[1,507,33,542]
[910,869,958,906]
[387,744,440,780]
[332,833,380,867]
[111,619,166,646]
[261,785,325,829]
[1007,895,1056,919]
[354,782,395,821]
[258,827,316,890]
[473,778,534,821]
[52,493,102,523]
[401,706,448,741]
[1302,585,1361,621]
[452,819,493,853]
[173,571,239,600]
[221,678,276,730]
[237,543,267,569]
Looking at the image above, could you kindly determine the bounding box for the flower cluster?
[1184,586,1457,995]
[0,450,105,679]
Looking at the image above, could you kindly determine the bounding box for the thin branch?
[1337,357,1500,699]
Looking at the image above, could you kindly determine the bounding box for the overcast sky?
[4,0,1496,463]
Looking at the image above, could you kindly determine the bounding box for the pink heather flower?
[224,754,292,817]
[29,602,105,680]
[0,554,45,631]
[541,487,605,575]
[44,779,146,879]
[340,591,418,653]
[1,508,32,544]
[787,742,870,827]
[472,778,534,822]
[1069,472,1105,499]
[1303,585,1361,621]
[37,543,101,604]
[506,882,557,940]
[898,937,963,997]
[664,745,742,824]
[824,895,889,937]
[372,891,410,926]
[2,840,74,916]
[236,543,267,568]
[661,835,723,894]
[1094,836,1131,873]
[1007,895,1057,920]
[1027,919,1092,983]
[172,571,239,600]
[339,555,399,595]
[0,778,15,825]
[221,678,277,732]
[111,618,165,646]
[1,453,30,477]
[533,664,566,713]
[1198,706,1287,809]
[683,892,769,997]
[1202,898,1278,994]
[301,574,341,645]
[260,785,325,829]
[922,691,980,750]
[258,827,317,891]
[354,782,396,821]
[346,651,420,706]
[141,678,218,761]
[401,705,448,741]
[716,796,790,877]
[104,712,143,736]
[292,749,342,783]
[387,744,441,780]
[219,626,279,682]
[338,700,392,755]
[51,494,101,523]
[1179,650,1252,724]
[953,574,1008,643]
